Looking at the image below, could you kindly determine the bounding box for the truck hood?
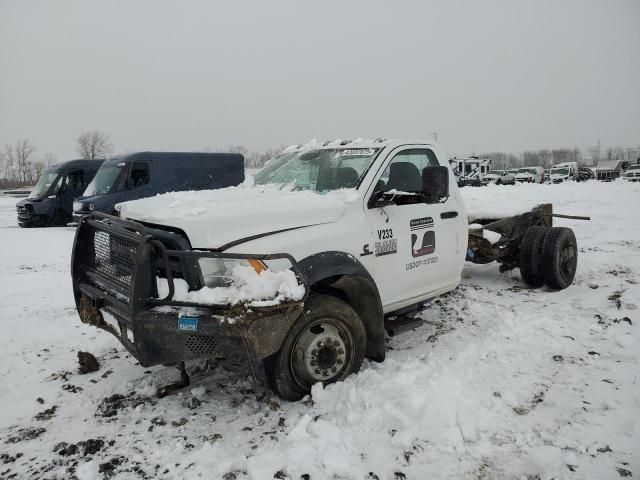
[118,185,355,249]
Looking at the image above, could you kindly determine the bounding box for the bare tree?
[31,153,57,181]
[4,139,37,182]
[76,130,113,160]
[586,146,600,165]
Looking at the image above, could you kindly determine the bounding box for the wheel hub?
[296,322,347,383]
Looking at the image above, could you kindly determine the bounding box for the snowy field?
[0,181,639,480]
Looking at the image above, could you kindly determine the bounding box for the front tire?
[51,210,67,227]
[264,294,367,401]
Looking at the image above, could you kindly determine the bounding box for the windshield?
[28,172,62,200]
[551,168,569,175]
[254,148,379,192]
[487,170,503,175]
[507,170,519,174]
[84,163,128,196]
[518,168,537,174]
[627,165,640,171]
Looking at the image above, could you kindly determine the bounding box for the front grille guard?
[74,212,309,312]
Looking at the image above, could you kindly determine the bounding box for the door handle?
[441,211,458,219]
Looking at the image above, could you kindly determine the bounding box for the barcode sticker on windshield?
[340,148,376,156]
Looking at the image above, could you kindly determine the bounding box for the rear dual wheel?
[519,226,577,290]
[264,295,366,401]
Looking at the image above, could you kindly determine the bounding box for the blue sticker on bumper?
[178,316,198,332]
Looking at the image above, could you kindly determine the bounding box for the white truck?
[623,164,640,182]
[483,169,516,185]
[71,139,579,400]
[550,162,578,183]
[516,166,545,183]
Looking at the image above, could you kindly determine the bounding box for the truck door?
[120,161,153,201]
[364,146,462,311]
[58,168,87,218]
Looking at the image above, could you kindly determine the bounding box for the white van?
[516,166,545,183]
[550,162,578,184]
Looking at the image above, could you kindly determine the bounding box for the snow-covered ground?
[1,181,639,480]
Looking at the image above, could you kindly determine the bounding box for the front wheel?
[51,210,67,227]
[264,294,367,401]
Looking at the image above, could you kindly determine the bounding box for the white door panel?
[363,146,462,309]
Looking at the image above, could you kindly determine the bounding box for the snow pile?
[482,229,502,244]
[156,265,305,307]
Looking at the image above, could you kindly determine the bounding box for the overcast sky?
[1,0,639,160]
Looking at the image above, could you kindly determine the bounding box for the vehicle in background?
[549,162,578,183]
[73,152,245,221]
[577,167,595,182]
[623,164,640,182]
[16,159,104,227]
[516,166,544,183]
[483,169,516,185]
[449,156,491,187]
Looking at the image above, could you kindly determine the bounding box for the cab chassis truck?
[71,140,582,400]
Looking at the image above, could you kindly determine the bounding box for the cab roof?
[48,159,105,172]
[106,151,244,164]
[281,138,439,153]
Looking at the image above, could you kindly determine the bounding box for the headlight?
[73,201,83,212]
[89,203,95,211]
[198,258,267,288]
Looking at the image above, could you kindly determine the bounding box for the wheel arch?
[298,251,385,362]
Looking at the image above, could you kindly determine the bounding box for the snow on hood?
[118,183,356,249]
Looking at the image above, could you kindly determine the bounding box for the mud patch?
[513,388,547,416]
[34,406,58,421]
[4,427,46,444]
[53,438,106,457]
[78,351,100,374]
[96,392,156,418]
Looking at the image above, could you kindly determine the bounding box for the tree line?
[3,131,638,188]
[1,130,285,188]
[0,130,114,189]
[481,146,640,170]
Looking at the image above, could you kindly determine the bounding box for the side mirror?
[422,166,449,202]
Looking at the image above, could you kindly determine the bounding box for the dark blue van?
[16,159,104,227]
[72,152,244,220]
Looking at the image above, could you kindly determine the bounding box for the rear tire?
[52,210,67,227]
[541,227,578,290]
[264,294,367,401]
[519,226,549,287]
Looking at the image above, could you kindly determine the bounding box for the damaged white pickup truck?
[71,139,578,400]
